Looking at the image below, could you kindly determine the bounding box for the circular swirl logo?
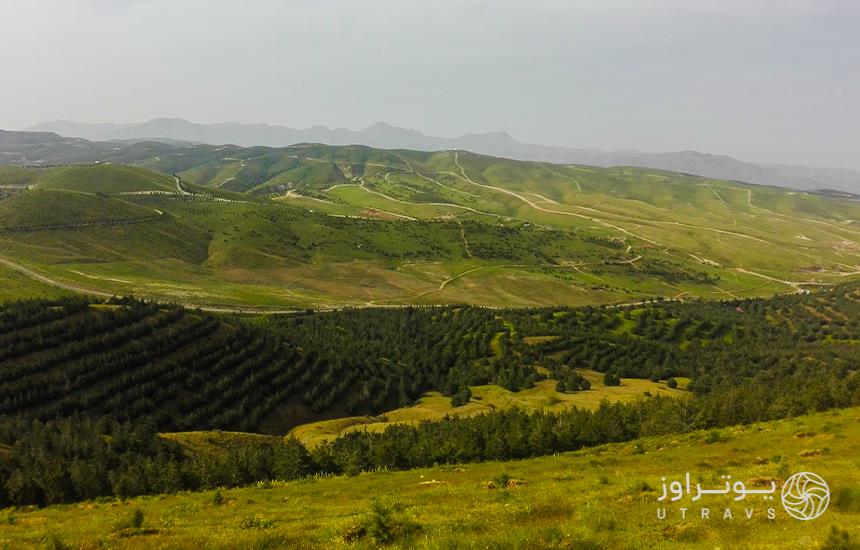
[781,472,830,520]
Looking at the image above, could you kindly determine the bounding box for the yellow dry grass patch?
[290,370,687,448]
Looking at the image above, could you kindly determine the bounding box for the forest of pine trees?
[1,284,859,505]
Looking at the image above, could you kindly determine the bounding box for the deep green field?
[1,144,860,309]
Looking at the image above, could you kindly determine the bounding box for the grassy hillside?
[0,189,158,230]
[2,406,857,549]
[35,163,176,194]
[1,146,860,309]
[0,166,40,188]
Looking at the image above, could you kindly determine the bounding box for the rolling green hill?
[1,146,860,309]
[0,189,159,231]
[35,163,177,193]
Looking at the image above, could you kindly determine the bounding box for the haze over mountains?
[22,118,860,194]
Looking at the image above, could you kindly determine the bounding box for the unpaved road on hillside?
[0,256,115,298]
[452,151,661,246]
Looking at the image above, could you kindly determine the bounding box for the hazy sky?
[1,0,858,168]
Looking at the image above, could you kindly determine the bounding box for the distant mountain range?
[21,118,860,193]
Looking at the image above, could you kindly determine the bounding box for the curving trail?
[383,266,485,303]
[733,267,833,291]
[450,152,789,249]
[0,254,314,314]
[0,256,115,298]
[331,181,506,220]
[452,151,661,246]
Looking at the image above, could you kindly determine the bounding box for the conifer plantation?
[1,285,858,506]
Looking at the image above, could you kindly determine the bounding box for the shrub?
[131,508,144,530]
[112,508,144,534]
[343,500,421,545]
[704,430,727,444]
[493,472,511,488]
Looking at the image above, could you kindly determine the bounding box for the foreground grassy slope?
[3,407,857,549]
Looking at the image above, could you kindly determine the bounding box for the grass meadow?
[1,407,857,549]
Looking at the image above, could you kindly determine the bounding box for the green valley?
[2,143,860,310]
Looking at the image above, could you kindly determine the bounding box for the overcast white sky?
[1,0,858,168]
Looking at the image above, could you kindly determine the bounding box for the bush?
[131,508,144,530]
[493,472,511,488]
[343,500,421,545]
[705,430,726,444]
[113,508,144,533]
[666,378,678,389]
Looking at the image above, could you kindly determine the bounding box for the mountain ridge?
[25,118,860,193]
